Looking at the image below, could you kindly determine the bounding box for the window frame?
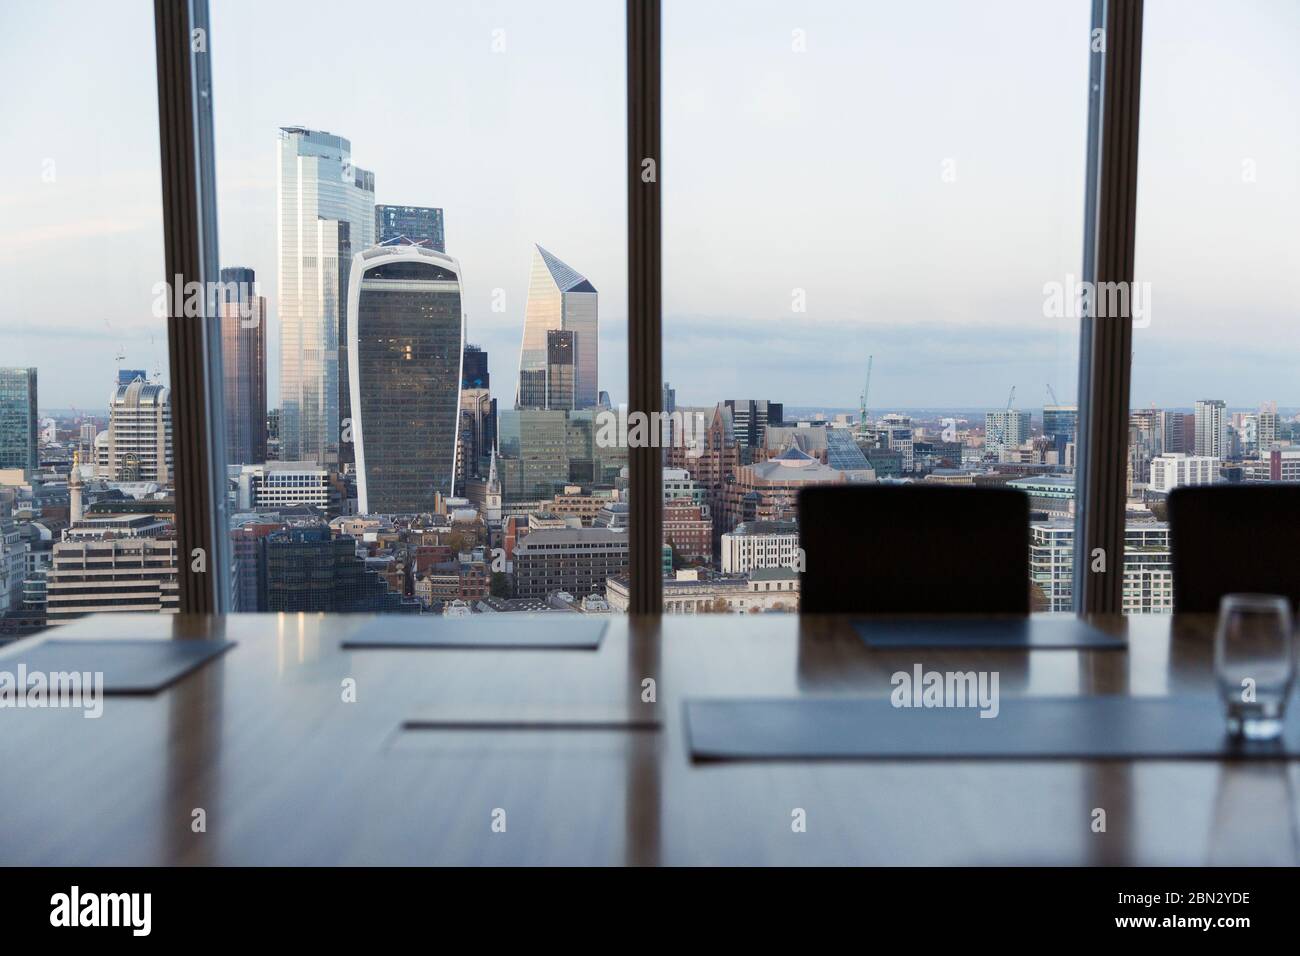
[157,0,1142,617]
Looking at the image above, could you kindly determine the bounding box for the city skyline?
[2,0,1298,413]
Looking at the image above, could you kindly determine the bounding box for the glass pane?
[662,0,1091,613]
[1128,0,1300,614]
[212,0,627,614]
[0,1,169,637]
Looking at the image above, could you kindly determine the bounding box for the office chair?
[798,484,1030,614]
[1168,484,1300,613]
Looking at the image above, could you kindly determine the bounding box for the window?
[1127,0,1300,614]
[0,0,169,635]
[662,0,1091,613]
[212,0,627,616]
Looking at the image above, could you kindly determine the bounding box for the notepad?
[0,639,236,695]
[854,616,1125,650]
[343,617,607,649]
[685,696,1300,760]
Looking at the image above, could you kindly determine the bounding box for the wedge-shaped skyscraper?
[348,245,465,513]
[516,245,597,409]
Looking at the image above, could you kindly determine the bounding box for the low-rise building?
[1150,453,1220,494]
[720,519,800,574]
[606,567,799,614]
[512,527,629,600]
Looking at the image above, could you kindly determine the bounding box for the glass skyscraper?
[277,127,375,463]
[0,368,38,475]
[348,245,464,513]
[516,245,598,409]
[375,204,445,253]
[219,266,267,465]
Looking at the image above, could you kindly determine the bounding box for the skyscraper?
[458,345,496,483]
[219,266,267,465]
[348,244,464,513]
[1043,404,1078,455]
[277,127,375,463]
[985,409,1032,459]
[516,245,598,409]
[0,368,38,475]
[462,344,489,390]
[375,204,445,252]
[519,330,576,410]
[1161,410,1189,454]
[725,399,784,452]
[99,379,172,482]
[1257,403,1279,451]
[1194,399,1227,458]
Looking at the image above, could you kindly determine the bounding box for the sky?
[1,0,1297,415]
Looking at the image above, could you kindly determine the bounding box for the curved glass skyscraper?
[348,245,464,514]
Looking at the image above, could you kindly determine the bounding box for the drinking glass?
[1215,594,1295,741]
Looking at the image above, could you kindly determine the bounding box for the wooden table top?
[2,612,1297,866]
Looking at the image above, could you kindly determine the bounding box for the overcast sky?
[2,0,1297,414]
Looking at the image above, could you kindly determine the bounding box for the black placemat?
[343,617,607,650]
[686,696,1300,761]
[854,616,1125,650]
[1,639,236,695]
[403,703,660,731]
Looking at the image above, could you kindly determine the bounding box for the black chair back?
[798,485,1029,614]
[1168,484,1300,612]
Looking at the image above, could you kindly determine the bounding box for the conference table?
[1,611,1297,866]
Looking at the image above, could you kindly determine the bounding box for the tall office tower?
[725,399,784,453]
[462,344,489,390]
[666,404,741,541]
[277,127,374,464]
[516,245,598,409]
[1129,408,1162,483]
[518,330,576,410]
[461,398,496,479]
[348,245,464,514]
[219,266,268,465]
[375,204,445,253]
[662,382,678,452]
[1160,410,1188,454]
[459,344,496,482]
[1194,399,1227,458]
[117,369,147,386]
[985,408,1032,458]
[1258,403,1279,451]
[100,378,172,482]
[496,408,571,502]
[0,368,38,475]
[1043,404,1079,456]
[78,422,96,458]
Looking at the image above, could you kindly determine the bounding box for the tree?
[490,571,511,598]
[1029,581,1050,613]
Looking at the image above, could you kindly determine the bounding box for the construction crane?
[1005,385,1016,411]
[1046,384,1061,407]
[858,355,873,434]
